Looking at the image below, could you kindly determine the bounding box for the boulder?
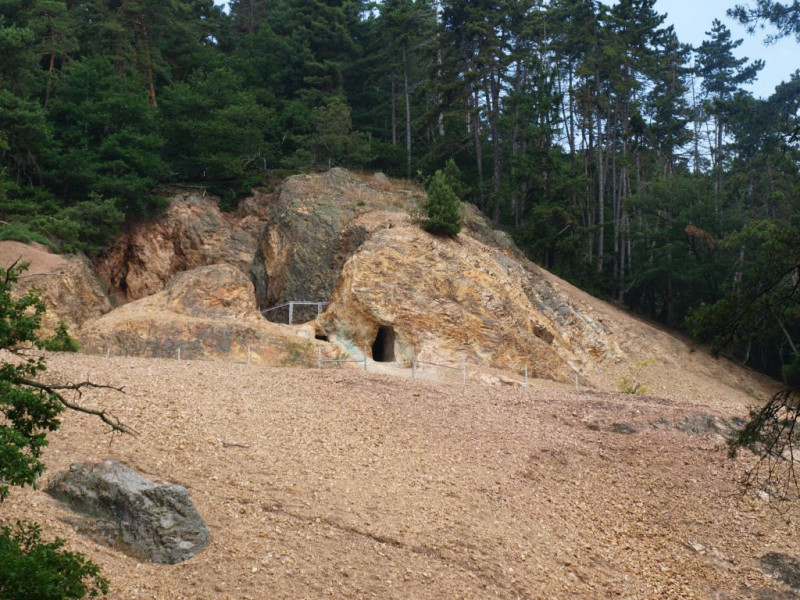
[318,224,618,382]
[47,460,210,564]
[761,552,800,590]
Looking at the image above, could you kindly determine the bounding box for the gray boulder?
[47,460,210,564]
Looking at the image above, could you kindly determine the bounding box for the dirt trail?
[3,352,798,600]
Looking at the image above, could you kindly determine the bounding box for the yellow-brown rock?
[318,223,620,383]
[77,263,317,364]
[249,168,421,310]
[94,189,271,302]
[0,240,111,335]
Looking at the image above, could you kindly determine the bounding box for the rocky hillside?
[2,169,796,599]
[0,168,773,406]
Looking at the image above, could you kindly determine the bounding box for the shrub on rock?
[421,170,461,237]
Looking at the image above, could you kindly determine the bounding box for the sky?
[653,0,798,98]
[212,0,797,99]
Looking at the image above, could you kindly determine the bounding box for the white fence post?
[318,346,322,369]
[177,346,181,361]
[288,302,294,325]
[524,366,528,387]
[247,345,251,365]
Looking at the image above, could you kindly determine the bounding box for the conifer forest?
[1,0,799,381]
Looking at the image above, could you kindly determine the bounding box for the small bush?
[0,223,52,247]
[421,169,461,237]
[39,322,80,353]
[280,340,315,367]
[619,358,656,395]
[0,521,109,600]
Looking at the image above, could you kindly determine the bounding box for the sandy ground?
[2,352,799,600]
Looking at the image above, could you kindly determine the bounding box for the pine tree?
[421,169,461,236]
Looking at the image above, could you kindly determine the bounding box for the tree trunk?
[391,79,397,146]
[403,48,411,179]
[471,90,485,212]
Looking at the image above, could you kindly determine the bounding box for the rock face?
[47,460,209,564]
[3,169,771,400]
[318,223,619,382]
[0,240,111,335]
[77,263,309,364]
[249,169,422,312]
[94,188,272,302]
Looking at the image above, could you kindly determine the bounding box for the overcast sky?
[212,0,797,99]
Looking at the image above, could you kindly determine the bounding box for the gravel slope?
[3,352,798,600]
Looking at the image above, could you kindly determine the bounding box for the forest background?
[0,0,799,383]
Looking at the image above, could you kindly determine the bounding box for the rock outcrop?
[249,169,422,311]
[3,169,772,401]
[0,240,111,335]
[318,222,620,382]
[47,460,209,564]
[78,263,312,364]
[94,188,272,302]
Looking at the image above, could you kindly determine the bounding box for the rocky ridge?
[0,168,773,405]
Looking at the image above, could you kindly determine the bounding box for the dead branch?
[21,378,138,436]
[222,441,250,449]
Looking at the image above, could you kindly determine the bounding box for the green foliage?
[729,1,800,43]
[0,263,63,501]
[618,359,656,395]
[301,97,372,168]
[0,223,52,247]
[687,221,800,377]
[44,57,168,218]
[160,66,277,186]
[0,263,106,599]
[40,322,79,353]
[0,521,108,600]
[421,169,461,237]
[280,340,315,367]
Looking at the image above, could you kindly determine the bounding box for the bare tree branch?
[20,378,138,436]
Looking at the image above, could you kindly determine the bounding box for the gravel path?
[3,352,798,599]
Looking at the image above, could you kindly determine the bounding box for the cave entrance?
[372,326,396,362]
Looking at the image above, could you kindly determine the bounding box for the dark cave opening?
[372,326,396,362]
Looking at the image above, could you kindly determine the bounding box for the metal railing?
[260,301,329,325]
[101,340,571,390]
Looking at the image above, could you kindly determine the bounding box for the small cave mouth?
[315,333,329,341]
[372,326,396,362]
